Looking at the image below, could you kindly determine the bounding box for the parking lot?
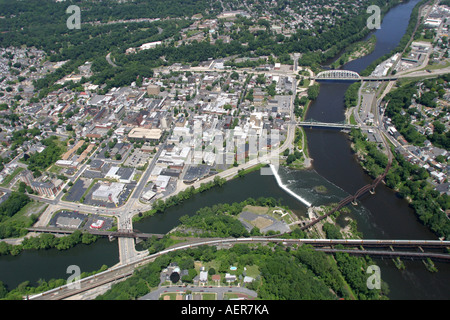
[49,210,114,231]
[83,214,114,231]
[123,149,151,168]
[182,165,211,183]
[64,178,91,202]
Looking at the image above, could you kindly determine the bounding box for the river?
[1,0,449,299]
[304,0,450,299]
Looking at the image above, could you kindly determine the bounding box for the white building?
[199,271,208,283]
[155,175,171,191]
[92,182,125,203]
[139,41,162,50]
[142,190,156,201]
[424,18,442,28]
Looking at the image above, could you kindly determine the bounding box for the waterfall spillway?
[270,164,313,207]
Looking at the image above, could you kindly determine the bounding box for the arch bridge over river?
[314,69,398,82]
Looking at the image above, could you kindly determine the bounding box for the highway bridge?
[28,237,450,300]
[298,120,360,130]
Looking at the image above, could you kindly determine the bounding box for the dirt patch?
[252,216,273,229]
[244,205,269,215]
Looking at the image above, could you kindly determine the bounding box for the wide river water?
[0,0,449,299]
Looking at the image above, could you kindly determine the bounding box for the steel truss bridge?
[314,70,398,82]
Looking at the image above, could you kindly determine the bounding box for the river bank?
[304,0,450,299]
[343,0,450,241]
[331,35,377,70]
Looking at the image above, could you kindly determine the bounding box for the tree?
[0,281,8,299]
[307,84,320,100]
[256,74,266,85]
[208,267,216,276]
[286,154,296,165]
[18,182,27,193]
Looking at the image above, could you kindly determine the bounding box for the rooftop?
[128,127,162,140]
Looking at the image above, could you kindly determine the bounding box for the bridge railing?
[315,70,361,80]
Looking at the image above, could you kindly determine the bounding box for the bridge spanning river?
[298,120,361,130]
[314,70,398,82]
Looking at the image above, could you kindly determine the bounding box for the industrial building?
[105,166,136,183]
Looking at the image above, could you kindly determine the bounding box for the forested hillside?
[0,0,400,97]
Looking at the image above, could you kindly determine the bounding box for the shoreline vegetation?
[283,128,310,170]
[0,0,404,251]
[0,230,100,256]
[0,162,270,258]
[349,128,450,240]
[0,263,109,300]
[296,0,429,169]
[297,0,406,71]
[133,175,229,223]
[360,0,429,77]
[98,196,388,301]
[331,35,377,70]
[343,0,450,240]
[97,241,389,300]
[0,0,403,98]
